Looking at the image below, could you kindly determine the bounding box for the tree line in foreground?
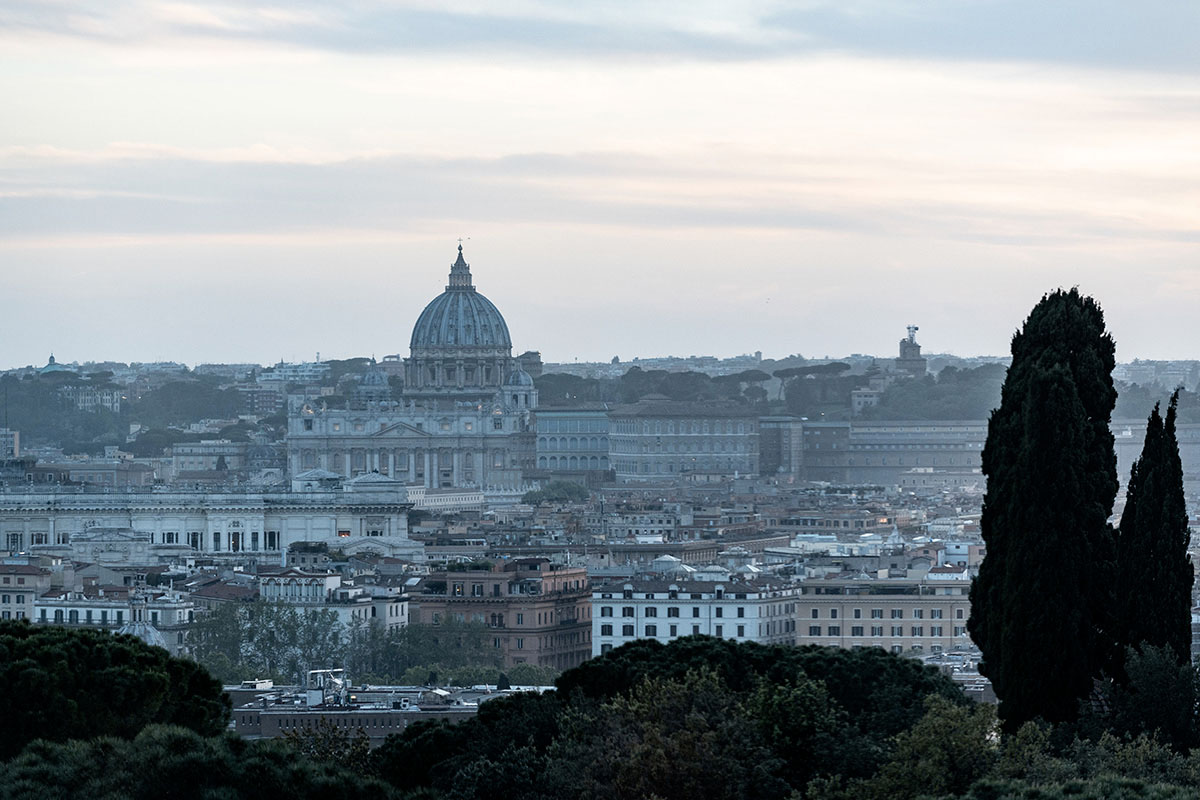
[10,623,1200,799]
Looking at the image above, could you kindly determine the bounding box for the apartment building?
[591,575,798,656]
[794,574,971,654]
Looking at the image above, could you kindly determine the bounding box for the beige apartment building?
[409,558,591,671]
[794,574,972,654]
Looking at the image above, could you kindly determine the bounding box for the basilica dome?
[410,245,512,352]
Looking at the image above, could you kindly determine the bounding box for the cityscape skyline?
[3,1,1198,367]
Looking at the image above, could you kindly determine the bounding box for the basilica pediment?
[371,421,432,437]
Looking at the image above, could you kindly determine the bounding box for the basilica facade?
[286,246,538,490]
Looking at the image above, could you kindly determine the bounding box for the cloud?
[3,0,1196,72]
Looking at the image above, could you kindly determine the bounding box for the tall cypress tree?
[1115,390,1193,665]
[969,289,1118,729]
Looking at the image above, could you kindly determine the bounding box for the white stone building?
[0,479,420,564]
[591,576,798,656]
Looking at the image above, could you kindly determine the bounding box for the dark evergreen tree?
[1115,390,1193,666]
[969,289,1119,729]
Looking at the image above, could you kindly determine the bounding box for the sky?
[1,0,1198,369]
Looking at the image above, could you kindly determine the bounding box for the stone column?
[424,451,432,488]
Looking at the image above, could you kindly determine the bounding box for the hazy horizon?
[3,1,1198,368]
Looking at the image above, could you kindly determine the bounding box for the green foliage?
[128,379,242,428]
[190,601,345,685]
[522,480,589,504]
[0,620,229,760]
[863,363,1007,420]
[970,289,1119,729]
[282,715,371,772]
[1101,646,1198,751]
[124,428,205,457]
[868,696,998,800]
[0,725,397,800]
[541,669,791,800]
[534,367,767,408]
[0,374,125,449]
[1115,392,1193,667]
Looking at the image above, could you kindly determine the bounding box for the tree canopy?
[969,289,1119,729]
[1115,391,1193,667]
[0,620,230,760]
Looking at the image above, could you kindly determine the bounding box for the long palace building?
[0,474,420,564]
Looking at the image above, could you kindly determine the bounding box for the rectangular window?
[622,607,634,617]
[809,625,821,636]
[693,625,700,635]
[829,608,838,619]
[737,607,745,618]
[891,626,903,637]
[692,607,700,618]
[669,624,677,636]
[931,626,943,637]
[622,625,634,636]
[667,607,679,617]
[811,608,819,619]
[645,608,657,618]
[212,532,221,551]
[715,625,723,637]
[853,608,862,619]
[871,609,883,619]
[646,625,657,636]
[601,624,613,635]
[931,609,943,619]
[828,626,840,636]
[913,609,924,619]
[851,625,864,636]
[891,609,903,619]
[516,638,524,649]
[601,606,613,617]
[516,613,524,624]
[737,625,745,637]
[715,608,723,618]
[956,609,965,619]
[912,626,923,636]
[954,626,967,636]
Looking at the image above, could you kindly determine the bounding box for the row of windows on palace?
[4,530,293,552]
[612,420,753,435]
[611,439,752,453]
[600,622,778,641]
[611,458,756,474]
[302,417,511,434]
[297,449,511,471]
[599,604,789,619]
[804,624,968,638]
[537,436,608,450]
[0,595,191,629]
[538,455,609,470]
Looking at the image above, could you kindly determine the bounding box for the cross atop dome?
[447,242,473,290]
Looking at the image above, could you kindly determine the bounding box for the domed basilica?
[286,245,537,491]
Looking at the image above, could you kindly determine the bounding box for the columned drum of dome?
[405,245,515,398]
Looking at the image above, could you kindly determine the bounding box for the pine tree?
[969,289,1118,729]
[1115,390,1193,665]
